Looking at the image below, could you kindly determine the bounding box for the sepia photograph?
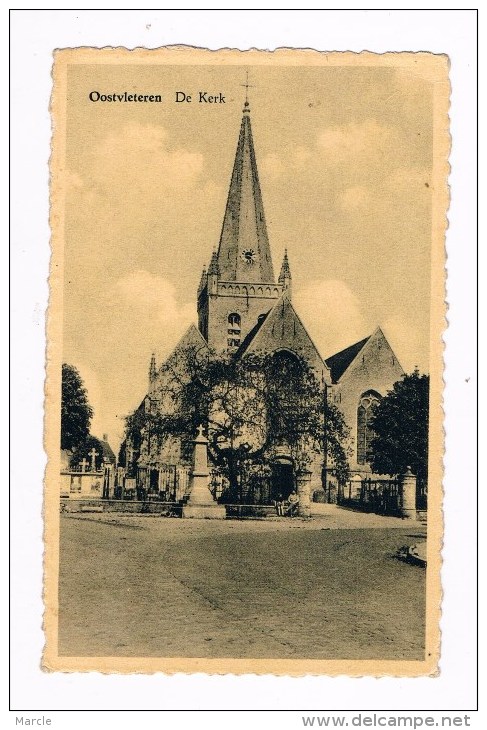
[43,48,449,676]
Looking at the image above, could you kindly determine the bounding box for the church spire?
[216,101,275,283]
[278,249,291,282]
[278,249,292,297]
[148,352,157,391]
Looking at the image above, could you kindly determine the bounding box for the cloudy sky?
[61,57,435,450]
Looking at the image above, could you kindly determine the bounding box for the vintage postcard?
[44,48,449,675]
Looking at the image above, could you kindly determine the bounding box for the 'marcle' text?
[16,718,52,726]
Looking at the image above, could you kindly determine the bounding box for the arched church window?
[228,313,241,328]
[272,350,302,379]
[268,350,303,441]
[357,391,381,465]
[227,313,241,347]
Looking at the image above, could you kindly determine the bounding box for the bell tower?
[197,97,283,354]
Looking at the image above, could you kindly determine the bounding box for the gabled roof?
[99,439,116,464]
[325,336,370,383]
[325,327,404,384]
[140,325,209,406]
[238,293,329,379]
[216,105,275,283]
[236,310,271,356]
[165,323,209,366]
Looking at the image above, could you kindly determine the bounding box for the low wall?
[61,499,312,520]
[60,498,182,516]
[224,504,278,519]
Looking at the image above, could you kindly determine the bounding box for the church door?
[149,469,159,494]
[271,462,295,501]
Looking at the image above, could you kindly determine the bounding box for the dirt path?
[58,513,426,660]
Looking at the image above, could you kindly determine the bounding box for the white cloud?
[69,122,206,226]
[317,119,392,164]
[261,120,401,200]
[294,279,371,359]
[292,145,312,169]
[261,143,314,181]
[93,122,204,192]
[338,185,370,212]
[65,122,223,274]
[261,152,285,181]
[112,269,196,356]
[73,271,199,451]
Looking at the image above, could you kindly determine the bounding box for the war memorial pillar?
[182,426,226,519]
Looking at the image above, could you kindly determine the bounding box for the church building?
[130,97,404,502]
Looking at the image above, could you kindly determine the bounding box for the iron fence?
[339,478,402,516]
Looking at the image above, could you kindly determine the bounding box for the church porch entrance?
[270,460,295,502]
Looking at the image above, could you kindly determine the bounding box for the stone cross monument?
[89,448,99,471]
[182,426,226,519]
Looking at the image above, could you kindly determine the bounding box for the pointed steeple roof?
[208,248,220,275]
[149,352,157,380]
[148,352,157,391]
[278,249,292,284]
[216,103,275,283]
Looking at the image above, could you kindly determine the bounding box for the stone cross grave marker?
[79,458,89,473]
[89,448,99,471]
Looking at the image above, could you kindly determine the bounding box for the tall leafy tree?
[61,364,93,451]
[118,440,127,469]
[124,349,350,498]
[368,370,429,483]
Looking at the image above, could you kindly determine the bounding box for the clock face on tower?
[241,248,257,265]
